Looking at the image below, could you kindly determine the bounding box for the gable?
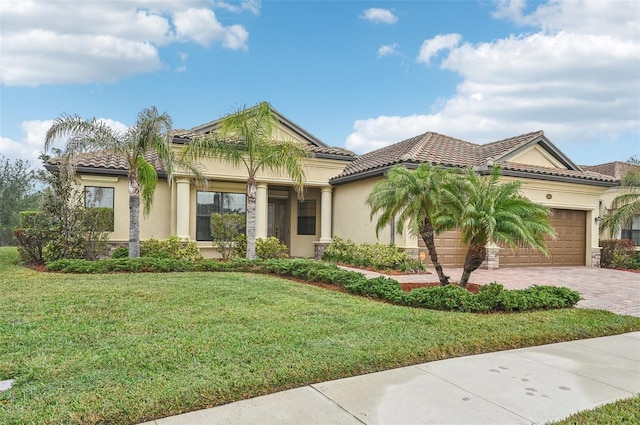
[508,145,568,169]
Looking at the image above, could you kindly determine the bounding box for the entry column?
[255,182,268,239]
[319,186,333,243]
[176,178,190,239]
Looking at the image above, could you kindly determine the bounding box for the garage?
[418,209,587,268]
[501,209,586,267]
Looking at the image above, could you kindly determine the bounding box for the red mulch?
[614,267,640,274]
[400,282,482,294]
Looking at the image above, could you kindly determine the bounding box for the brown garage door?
[500,209,586,267]
[418,208,587,268]
[418,230,467,267]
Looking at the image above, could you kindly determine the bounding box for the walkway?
[141,332,640,425]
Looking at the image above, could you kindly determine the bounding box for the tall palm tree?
[45,106,188,258]
[366,164,458,285]
[180,102,309,259]
[600,167,640,239]
[442,167,556,287]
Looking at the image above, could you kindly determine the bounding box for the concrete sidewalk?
[140,332,640,425]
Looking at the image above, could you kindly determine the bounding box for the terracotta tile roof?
[499,162,617,183]
[581,161,640,181]
[331,130,616,185]
[49,150,166,173]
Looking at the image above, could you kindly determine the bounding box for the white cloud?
[417,33,462,65]
[1,119,129,165]
[347,0,640,156]
[377,43,401,58]
[0,0,253,86]
[213,0,261,15]
[360,8,398,24]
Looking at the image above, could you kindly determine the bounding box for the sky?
[1,0,639,169]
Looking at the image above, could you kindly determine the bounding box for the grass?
[548,394,640,424]
[1,247,639,424]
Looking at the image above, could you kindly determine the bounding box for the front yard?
[1,247,639,424]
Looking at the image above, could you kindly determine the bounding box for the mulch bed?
[614,267,640,274]
[400,282,482,294]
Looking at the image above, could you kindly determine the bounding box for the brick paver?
[342,266,640,317]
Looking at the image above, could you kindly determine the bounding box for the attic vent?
[399,153,412,161]
[486,157,495,166]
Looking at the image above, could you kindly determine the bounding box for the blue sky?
[1,0,639,168]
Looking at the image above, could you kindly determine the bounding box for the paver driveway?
[435,267,639,317]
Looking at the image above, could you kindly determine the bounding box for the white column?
[256,182,268,239]
[320,186,333,243]
[176,178,191,239]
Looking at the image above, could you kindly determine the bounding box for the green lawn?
[1,247,639,425]
[549,395,640,425]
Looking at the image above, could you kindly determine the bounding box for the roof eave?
[478,168,618,187]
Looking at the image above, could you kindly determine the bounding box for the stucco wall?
[79,175,172,243]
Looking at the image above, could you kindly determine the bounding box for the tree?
[0,155,41,246]
[44,106,196,258]
[600,158,640,239]
[442,167,556,287]
[366,164,457,285]
[180,102,309,259]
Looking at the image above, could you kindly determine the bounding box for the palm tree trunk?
[246,177,257,260]
[419,217,450,286]
[460,241,486,288]
[129,177,141,258]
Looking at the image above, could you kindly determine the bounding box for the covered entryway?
[501,209,586,267]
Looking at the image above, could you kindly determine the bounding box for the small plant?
[210,213,245,260]
[111,247,129,258]
[140,236,202,261]
[256,237,289,259]
[322,236,425,273]
[600,239,637,269]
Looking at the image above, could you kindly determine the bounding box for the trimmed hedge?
[44,258,580,313]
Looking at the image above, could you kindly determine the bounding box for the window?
[621,215,640,245]
[297,200,316,235]
[196,191,246,241]
[84,186,114,231]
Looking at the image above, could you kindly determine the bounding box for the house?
[68,105,629,267]
[329,131,620,268]
[583,161,640,245]
[67,107,356,259]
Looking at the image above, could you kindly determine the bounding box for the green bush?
[140,236,202,261]
[14,211,49,264]
[210,213,245,260]
[600,239,637,269]
[322,236,425,273]
[47,257,195,273]
[111,247,129,258]
[408,285,484,312]
[257,237,289,259]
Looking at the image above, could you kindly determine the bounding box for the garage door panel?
[501,209,586,267]
[419,230,467,267]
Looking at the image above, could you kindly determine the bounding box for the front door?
[267,199,288,246]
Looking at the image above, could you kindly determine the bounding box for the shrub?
[210,213,244,260]
[257,237,289,259]
[111,247,129,258]
[407,285,483,312]
[600,239,637,269]
[14,211,49,264]
[47,257,195,273]
[140,236,202,262]
[322,236,425,273]
[233,234,247,258]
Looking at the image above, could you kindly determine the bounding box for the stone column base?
[591,247,602,268]
[480,246,500,270]
[314,242,330,260]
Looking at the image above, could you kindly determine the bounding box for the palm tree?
[442,167,556,287]
[180,102,309,260]
[366,164,458,285]
[600,166,640,239]
[45,106,189,258]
